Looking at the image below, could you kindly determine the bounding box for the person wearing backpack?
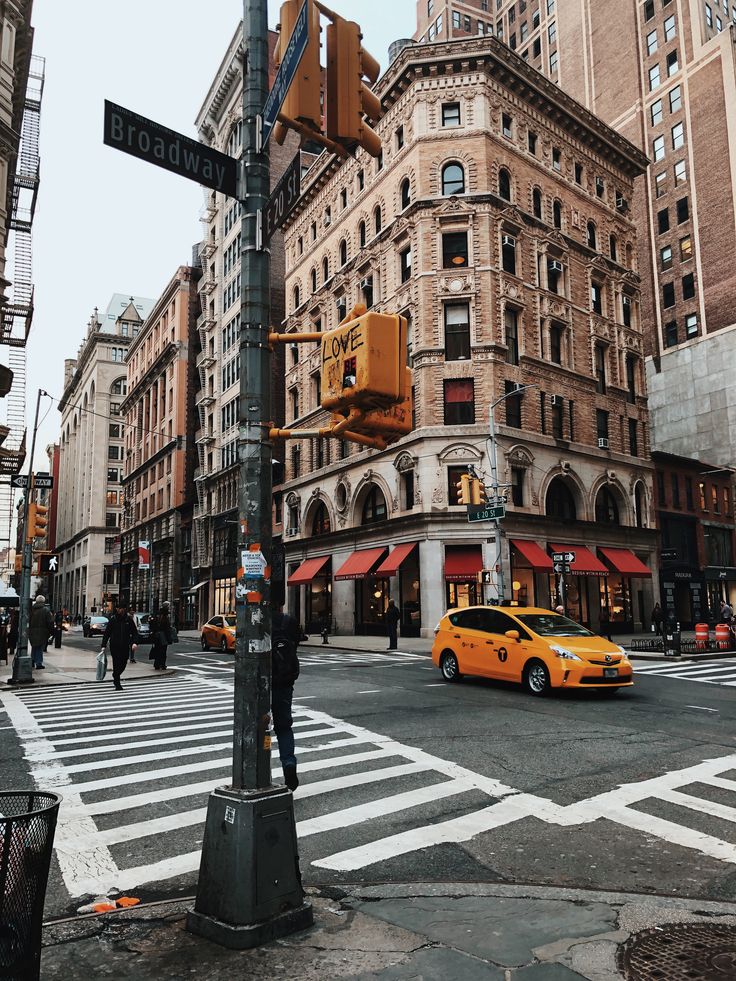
[272,604,301,792]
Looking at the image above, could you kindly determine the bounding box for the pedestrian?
[53,609,63,649]
[272,604,301,792]
[0,614,8,665]
[28,595,53,669]
[99,602,139,691]
[8,609,18,655]
[150,602,172,670]
[386,599,400,651]
[651,602,663,636]
[719,599,733,624]
[599,605,613,642]
[554,604,565,616]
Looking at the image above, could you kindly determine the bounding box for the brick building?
[279,35,656,638]
[415,0,736,468]
[652,451,736,627]
[119,266,201,625]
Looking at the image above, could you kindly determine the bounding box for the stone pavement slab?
[4,645,174,686]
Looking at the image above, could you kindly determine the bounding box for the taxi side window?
[212,616,223,627]
[451,610,483,630]
[480,610,531,639]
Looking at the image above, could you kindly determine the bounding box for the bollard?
[694,622,709,651]
[715,623,731,651]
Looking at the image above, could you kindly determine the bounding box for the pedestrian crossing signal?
[477,569,493,585]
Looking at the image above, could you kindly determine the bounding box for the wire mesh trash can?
[0,792,61,981]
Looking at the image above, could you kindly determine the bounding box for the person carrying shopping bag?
[99,603,139,691]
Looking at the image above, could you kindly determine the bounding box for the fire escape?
[0,54,44,573]
[192,231,218,569]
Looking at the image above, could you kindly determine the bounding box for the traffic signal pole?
[187,0,312,948]
[9,388,47,686]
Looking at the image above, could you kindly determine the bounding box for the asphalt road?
[2,632,736,918]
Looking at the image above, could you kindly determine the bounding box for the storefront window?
[356,576,390,634]
[704,526,733,566]
[599,576,632,625]
[446,581,479,608]
[214,577,236,615]
[306,574,331,631]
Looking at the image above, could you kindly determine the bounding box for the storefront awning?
[598,547,651,578]
[182,580,208,594]
[550,543,608,576]
[375,542,418,577]
[444,545,483,582]
[334,547,388,581]
[511,539,553,571]
[288,555,331,587]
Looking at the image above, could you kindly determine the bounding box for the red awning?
[375,542,418,577]
[288,555,331,587]
[444,545,483,582]
[550,543,608,576]
[334,547,388,581]
[599,547,652,578]
[511,539,553,571]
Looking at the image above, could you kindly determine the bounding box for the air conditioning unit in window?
[616,193,628,213]
[550,394,563,406]
[549,260,563,273]
[595,177,604,193]
[597,437,609,449]
[286,527,299,537]
[359,277,372,290]
[502,234,516,247]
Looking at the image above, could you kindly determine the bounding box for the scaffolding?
[0,54,44,577]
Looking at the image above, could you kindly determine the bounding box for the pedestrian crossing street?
[3,675,736,902]
[633,657,736,687]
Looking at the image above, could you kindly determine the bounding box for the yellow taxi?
[432,606,633,696]
[201,614,236,652]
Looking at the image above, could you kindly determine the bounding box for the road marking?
[357,690,381,694]
[686,705,718,712]
[425,683,445,687]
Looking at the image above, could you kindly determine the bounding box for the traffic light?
[326,14,382,157]
[14,554,21,574]
[454,473,472,506]
[340,369,412,445]
[320,307,407,414]
[26,502,49,542]
[470,478,487,505]
[274,0,322,145]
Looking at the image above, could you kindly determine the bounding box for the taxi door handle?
[453,634,461,639]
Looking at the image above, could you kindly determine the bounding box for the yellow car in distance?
[201,614,236,652]
[432,606,633,696]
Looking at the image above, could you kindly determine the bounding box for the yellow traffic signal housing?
[341,369,412,445]
[321,308,407,414]
[274,0,322,145]
[455,474,472,506]
[470,478,487,505]
[326,14,382,157]
[14,554,21,574]
[26,502,49,541]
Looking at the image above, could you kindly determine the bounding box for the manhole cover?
[619,922,736,980]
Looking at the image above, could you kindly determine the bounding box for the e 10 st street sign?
[104,100,237,197]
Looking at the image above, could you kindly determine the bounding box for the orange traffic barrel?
[715,623,731,650]
[695,623,709,649]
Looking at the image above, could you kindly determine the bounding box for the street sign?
[10,473,27,489]
[262,151,301,245]
[104,100,237,196]
[552,551,576,564]
[33,473,53,490]
[661,549,678,562]
[553,561,571,575]
[468,503,506,522]
[261,0,310,147]
[487,495,507,506]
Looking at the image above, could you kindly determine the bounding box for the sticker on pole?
[242,549,267,578]
[224,805,236,825]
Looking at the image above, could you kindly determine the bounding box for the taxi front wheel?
[440,651,462,682]
[524,659,550,696]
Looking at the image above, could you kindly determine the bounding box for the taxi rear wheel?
[524,659,550,696]
[220,637,228,652]
[201,634,209,651]
[440,651,462,682]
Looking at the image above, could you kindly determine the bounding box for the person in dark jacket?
[150,602,172,670]
[8,609,19,655]
[53,610,64,648]
[100,604,139,691]
[28,595,54,669]
[272,605,301,791]
[599,605,613,642]
[386,599,401,651]
[652,602,664,636]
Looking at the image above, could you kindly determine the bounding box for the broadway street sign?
[104,100,237,197]
[260,0,309,147]
[262,151,301,245]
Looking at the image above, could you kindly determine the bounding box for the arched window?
[400,177,411,210]
[339,239,347,266]
[532,187,542,219]
[361,485,387,524]
[545,477,577,521]
[359,220,366,247]
[587,220,597,250]
[553,200,562,229]
[322,256,329,283]
[634,483,645,529]
[310,268,317,292]
[441,162,465,196]
[311,502,331,536]
[111,377,127,396]
[374,205,382,234]
[293,285,300,309]
[595,486,620,524]
[609,234,617,261]
[498,167,511,201]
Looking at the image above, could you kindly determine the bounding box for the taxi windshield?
[516,613,594,637]
[224,615,236,627]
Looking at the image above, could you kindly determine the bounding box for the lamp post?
[487,384,538,603]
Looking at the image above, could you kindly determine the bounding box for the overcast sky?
[26,0,416,465]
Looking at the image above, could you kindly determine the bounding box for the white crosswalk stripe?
[4,676,736,901]
[297,649,427,667]
[633,657,736,686]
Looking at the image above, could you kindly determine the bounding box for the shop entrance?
[355,575,390,635]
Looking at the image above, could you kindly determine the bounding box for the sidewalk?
[39,881,736,980]
[3,644,174,686]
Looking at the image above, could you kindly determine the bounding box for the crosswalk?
[3,675,736,903]
[297,648,427,668]
[633,656,736,687]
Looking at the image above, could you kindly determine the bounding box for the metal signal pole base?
[187,785,313,949]
[7,656,33,685]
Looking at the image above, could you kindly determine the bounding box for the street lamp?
[487,383,538,602]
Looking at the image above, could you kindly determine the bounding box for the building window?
[106,490,118,507]
[653,135,665,161]
[505,308,519,364]
[108,445,120,461]
[502,112,513,138]
[680,234,692,261]
[655,172,666,197]
[706,2,714,25]
[105,513,117,529]
[596,409,609,441]
[549,323,563,364]
[540,391,547,435]
[442,162,465,195]
[549,50,558,73]
[677,196,689,223]
[629,419,638,456]
[626,354,637,403]
[648,64,660,90]
[663,282,676,307]
[645,0,655,18]
[661,244,673,269]
[591,281,603,315]
[109,423,120,438]
[511,467,525,506]
[667,50,679,76]
[443,230,468,267]
[595,487,620,524]
[107,467,119,482]
[595,344,606,394]
[444,303,471,360]
[443,378,475,425]
[374,206,382,234]
[528,130,537,154]
[532,187,542,218]
[359,220,366,247]
[665,319,679,346]
[400,177,411,210]
[361,274,374,308]
[658,208,670,233]
[396,125,404,149]
[622,292,632,327]
[547,257,563,294]
[664,13,676,39]
[339,238,347,267]
[357,168,364,191]
[322,256,329,283]
[674,159,686,185]
[361,485,387,524]
[672,121,684,149]
[682,272,695,299]
[574,162,583,184]
[552,147,561,171]
[310,268,317,292]
[399,244,412,283]
[685,313,698,337]
[669,85,682,111]
[586,221,597,249]
[498,167,512,200]
[609,234,618,262]
[442,102,461,127]
[502,234,517,275]
[646,29,658,54]
[505,381,522,427]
